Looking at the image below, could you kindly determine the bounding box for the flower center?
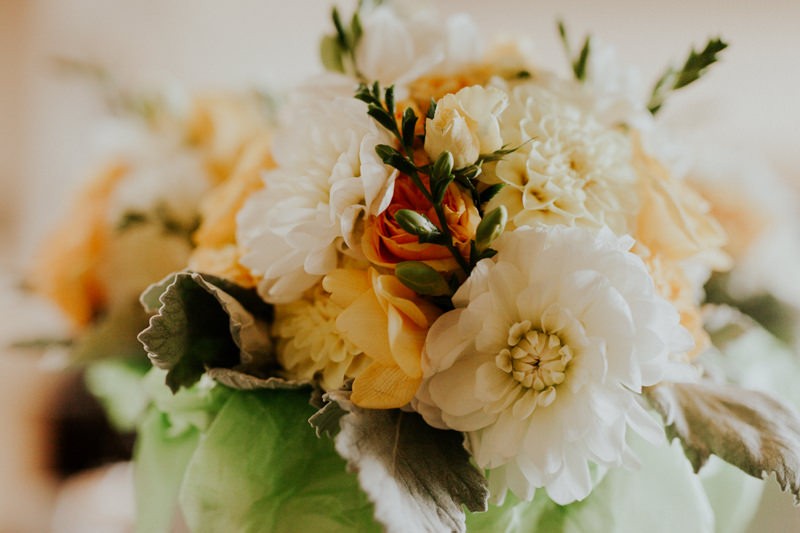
[495,320,573,401]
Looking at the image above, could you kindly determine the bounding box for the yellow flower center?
[495,320,572,406]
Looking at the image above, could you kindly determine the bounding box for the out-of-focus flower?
[354,1,481,86]
[424,85,508,168]
[633,139,729,270]
[187,93,272,183]
[323,267,442,408]
[237,97,394,304]
[362,173,479,271]
[415,226,692,505]
[32,163,128,327]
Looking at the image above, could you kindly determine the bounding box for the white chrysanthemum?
[484,83,639,234]
[273,286,368,391]
[237,96,394,303]
[355,1,481,86]
[414,225,693,505]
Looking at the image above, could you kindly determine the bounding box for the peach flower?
[633,139,729,268]
[362,173,479,272]
[32,163,128,327]
[323,267,442,408]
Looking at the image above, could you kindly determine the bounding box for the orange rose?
[362,173,479,271]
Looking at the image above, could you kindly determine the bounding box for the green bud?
[395,262,451,296]
[475,205,507,251]
[394,209,442,243]
[432,151,454,182]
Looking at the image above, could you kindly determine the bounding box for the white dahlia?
[414,226,693,505]
[237,96,394,303]
[355,1,481,86]
[483,83,639,235]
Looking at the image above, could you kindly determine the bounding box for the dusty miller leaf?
[309,400,348,439]
[138,272,276,393]
[205,368,306,391]
[334,402,489,533]
[647,381,800,504]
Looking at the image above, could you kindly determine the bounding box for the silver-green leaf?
[647,381,800,504]
[334,400,489,533]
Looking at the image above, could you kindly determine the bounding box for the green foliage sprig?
[355,83,513,296]
[557,20,592,82]
[647,38,728,114]
[320,7,365,80]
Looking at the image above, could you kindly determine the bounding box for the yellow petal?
[335,289,394,367]
[386,306,424,378]
[323,268,371,308]
[351,362,422,409]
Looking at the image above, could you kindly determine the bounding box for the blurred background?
[1,0,798,531]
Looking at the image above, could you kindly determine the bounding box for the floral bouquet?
[29,1,800,532]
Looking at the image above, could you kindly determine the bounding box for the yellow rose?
[323,268,442,408]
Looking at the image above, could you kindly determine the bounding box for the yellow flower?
[323,268,442,408]
[273,284,370,391]
[633,138,729,268]
[31,162,128,327]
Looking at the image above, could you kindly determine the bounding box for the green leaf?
[475,206,508,251]
[367,104,399,135]
[480,183,505,205]
[206,367,306,391]
[309,399,348,438]
[84,357,151,432]
[395,261,452,297]
[138,272,274,393]
[334,403,489,533]
[320,35,345,73]
[426,98,438,119]
[573,36,591,81]
[401,107,418,149]
[384,85,395,117]
[374,144,417,176]
[647,38,728,114]
[179,389,379,533]
[393,209,443,244]
[647,380,800,503]
[556,20,592,82]
[134,408,202,533]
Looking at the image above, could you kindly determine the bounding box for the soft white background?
[1,0,798,531]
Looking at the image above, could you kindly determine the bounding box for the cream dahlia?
[237,96,394,303]
[482,83,639,234]
[414,225,693,505]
